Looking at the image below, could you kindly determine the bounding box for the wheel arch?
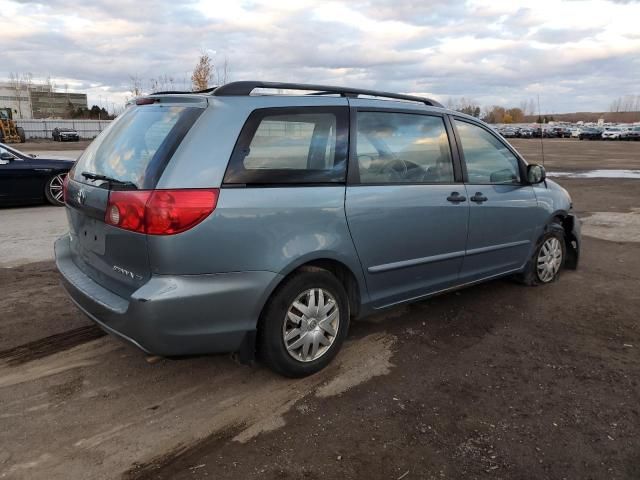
[548,209,579,270]
[274,255,365,320]
[236,255,365,365]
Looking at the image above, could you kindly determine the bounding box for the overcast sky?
[1,0,639,113]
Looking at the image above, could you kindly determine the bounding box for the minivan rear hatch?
[65,98,205,297]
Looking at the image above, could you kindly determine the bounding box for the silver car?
[55,81,580,377]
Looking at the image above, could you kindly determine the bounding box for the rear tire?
[44,173,66,206]
[16,127,26,143]
[258,268,350,377]
[516,223,566,286]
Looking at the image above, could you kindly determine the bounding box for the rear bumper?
[55,234,282,356]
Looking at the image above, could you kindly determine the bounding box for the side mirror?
[0,152,15,161]
[29,154,37,158]
[527,164,546,184]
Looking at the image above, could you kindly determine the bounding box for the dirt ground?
[511,138,640,171]
[1,140,639,479]
[17,139,93,153]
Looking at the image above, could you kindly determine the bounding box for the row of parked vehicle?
[496,125,640,141]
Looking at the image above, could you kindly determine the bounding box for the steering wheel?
[381,158,410,181]
[357,154,375,170]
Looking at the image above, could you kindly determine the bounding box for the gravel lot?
[1,140,639,479]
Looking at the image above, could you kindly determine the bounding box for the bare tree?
[8,72,25,118]
[608,95,640,113]
[149,74,176,93]
[445,97,456,110]
[214,56,231,85]
[128,74,143,98]
[191,53,213,91]
[519,100,528,116]
[45,75,57,118]
[22,72,34,118]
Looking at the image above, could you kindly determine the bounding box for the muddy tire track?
[0,325,105,366]
[122,424,246,480]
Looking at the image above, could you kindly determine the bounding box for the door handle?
[446,192,466,203]
[470,192,488,203]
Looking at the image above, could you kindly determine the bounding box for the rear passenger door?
[345,107,469,308]
[452,117,539,282]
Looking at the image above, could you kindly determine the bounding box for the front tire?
[258,268,350,377]
[45,173,66,206]
[16,127,26,143]
[517,224,566,286]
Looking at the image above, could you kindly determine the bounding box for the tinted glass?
[455,120,521,184]
[244,113,336,170]
[224,107,348,184]
[72,105,201,189]
[356,112,454,184]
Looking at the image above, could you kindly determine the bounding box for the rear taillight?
[63,175,70,204]
[105,189,218,235]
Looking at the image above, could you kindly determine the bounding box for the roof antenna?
[537,94,546,167]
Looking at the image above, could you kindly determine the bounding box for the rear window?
[72,105,202,189]
[223,106,349,185]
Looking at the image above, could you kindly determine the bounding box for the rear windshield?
[72,105,202,189]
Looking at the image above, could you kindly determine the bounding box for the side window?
[454,120,521,184]
[0,146,13,164]
[356,112,454,184]
[224,107,348,184]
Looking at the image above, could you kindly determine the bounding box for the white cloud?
[0,0,638,112]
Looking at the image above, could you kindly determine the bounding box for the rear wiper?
[81,172,138,189]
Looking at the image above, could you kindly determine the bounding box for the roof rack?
[151,87,218,95]
[212,81,443,108]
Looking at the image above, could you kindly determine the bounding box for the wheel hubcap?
[50,174,66,203]
[537,237,562,282]
[283,288,340,363]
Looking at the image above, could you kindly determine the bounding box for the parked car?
[621,126,640,141]
[52,127,80,142]
[500,127,518,138]
[602,127,623,140]
[551,127,571,138]
[0,143,74,206]
[55,81,580,377]
[570,128,581,138]
[519,128,533,138]
[578,128,602,140]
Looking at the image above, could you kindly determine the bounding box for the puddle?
[548,170,640,179]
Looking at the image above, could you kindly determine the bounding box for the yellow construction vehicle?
[0,108,26,143]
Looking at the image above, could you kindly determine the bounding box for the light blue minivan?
[55,81,580,377]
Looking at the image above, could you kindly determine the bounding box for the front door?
[345,109,469,308]
[0,147,41,203]
[452,118,539,283]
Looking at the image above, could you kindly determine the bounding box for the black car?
[0,143,74,206]
[578,128,602,140]
[551,127,571,138]
[52,127,80,142]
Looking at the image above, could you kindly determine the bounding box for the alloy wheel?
[49,173,66,203]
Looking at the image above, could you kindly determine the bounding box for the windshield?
[72,105,202,189]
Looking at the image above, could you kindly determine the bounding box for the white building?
[0,82,33,119]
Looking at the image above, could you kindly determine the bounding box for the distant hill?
[523,111,640,123]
